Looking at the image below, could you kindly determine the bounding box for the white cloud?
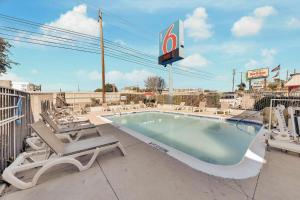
[231,6,276,37]
[30,69,38,75]
[244,48,277,69]
[219,42,255,55]
[184,7,213,40]
[110,0,254,13]
[107,69,154,84]
[44,4,98,36]
[76,69,101,81]
[0,72,24,81]
[179,53,210,69]
[114,39,127,46]
[245,59,260,69]
[215,75,230,82]
[287,17,300,29]
[254,6,276,18]
[75,69,155,87]
[261,48,277,66]
[12,4,99,48]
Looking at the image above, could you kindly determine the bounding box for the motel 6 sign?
[158,20,184,66]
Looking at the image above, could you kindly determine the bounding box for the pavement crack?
[96,159,120,200]
[252,172,261,200]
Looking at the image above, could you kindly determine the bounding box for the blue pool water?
[108,112,261,165]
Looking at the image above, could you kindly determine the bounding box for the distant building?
[0,80,12,88]
[285,73,300,92]
[11,81,41,92]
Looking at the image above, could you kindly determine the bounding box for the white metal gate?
[0,86,32,172]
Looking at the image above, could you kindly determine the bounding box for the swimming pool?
[107,112,262,166]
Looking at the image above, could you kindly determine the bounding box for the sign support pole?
[168,63,173,105]
[99,9,106,103]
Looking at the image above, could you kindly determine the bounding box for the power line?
[0,27,213,79]
[0,13,214,77]
[0,13,214,80]
[2,36,210,80]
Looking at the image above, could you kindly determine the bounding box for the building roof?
[285,73,300,87]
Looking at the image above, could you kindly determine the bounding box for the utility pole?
[286,70,289,81]
[99,9,106,103]
[240,72,243,84]
[232,69,236,92]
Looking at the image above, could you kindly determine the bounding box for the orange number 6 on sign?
[162,24,177,55]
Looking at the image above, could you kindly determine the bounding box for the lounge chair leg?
[117,142,126,156]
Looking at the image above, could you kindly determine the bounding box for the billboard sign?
[158,20,184,66]
[247,68,269,79]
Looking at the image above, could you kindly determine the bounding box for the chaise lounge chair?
[193,101,206,112]
[102,103,111,112]
[215,102,231,115]
[130,101,137,109]
[119,101,128,110]
[36,112,101,141]
[175,102,185,110]
[40,112,98,135]
[139,101,146,109]
[272,105,293,141]
[48,109,90,125]
[2,120,126,190]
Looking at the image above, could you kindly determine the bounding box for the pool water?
[108,112,261,165]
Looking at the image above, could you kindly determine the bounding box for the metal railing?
[0,86,32,172]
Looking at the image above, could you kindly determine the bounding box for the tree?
[237,82,246,91]
[268,82,277,91]
[94,83,118,92]
[0,38,16,74]
[144,76,165,94]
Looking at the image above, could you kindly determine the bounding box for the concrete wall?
[29,92,121,120]
[63,92,120,105]
[0,80,12,88]
[30,92,54,121]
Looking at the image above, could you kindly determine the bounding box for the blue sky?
[0,0,299,91]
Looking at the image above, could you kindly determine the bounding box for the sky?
[0,0,299,92]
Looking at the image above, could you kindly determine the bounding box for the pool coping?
[98,110,266,179]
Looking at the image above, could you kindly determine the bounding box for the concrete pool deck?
[1,110,300,200]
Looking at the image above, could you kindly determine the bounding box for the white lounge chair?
[175,102,185,110]
[139,101,146,109]
[273,105,293,141]
[193,101,206,112]
[102,103,111,112]
[119,101,127,110]
[288,106,300,139]
[40,112,101,139]
[130,101,137,109]
[267,139,300,155]
[27,112,102,150]
[267,105,300,154]
[2,120,126,190]
[215,102,230,115]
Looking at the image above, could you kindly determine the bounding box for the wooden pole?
[99,9,106,103]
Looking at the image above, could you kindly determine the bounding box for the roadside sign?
[247,68,269,79]
[158,20,184,66]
